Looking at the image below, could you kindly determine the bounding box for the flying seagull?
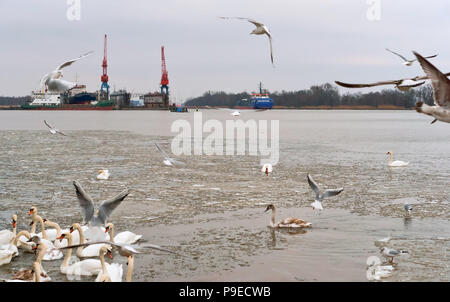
[40,51,93,93]
[73,180,129,227]
[413,51,450,124]
[155,143,185,166]
[335,78,425,92]
[44,120,66,136]
[307,174,343,211]
[219,17,274,65]
[386,48,438,66]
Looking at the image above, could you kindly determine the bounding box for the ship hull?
[21,102,115,110]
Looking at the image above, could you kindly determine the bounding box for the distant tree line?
[0,96,31,105]
[184,83,434,108]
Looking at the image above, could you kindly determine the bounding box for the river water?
[0,110,449,281]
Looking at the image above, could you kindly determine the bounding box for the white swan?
[264,204,312,228]
[105,223,142,245]
[29,216,63,260]
[0,249,15,266]
[0,214,17,245]
[70,223,105,258]
[261,163,273,175]
[43,219,69,248]
[7,242,51,282]
[58,232,104,277]
[14,230,34,252]
[97,169,110,180]
[95,245,123,282]
[386,151,409,167]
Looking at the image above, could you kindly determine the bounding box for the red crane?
[100,34,109,94]
[160,46,169,86]
[160,46,169,107]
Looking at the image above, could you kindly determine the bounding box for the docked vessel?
[235,82,274,109]
[21,90,114,110]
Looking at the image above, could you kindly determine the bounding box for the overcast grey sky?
[1,0,449,101]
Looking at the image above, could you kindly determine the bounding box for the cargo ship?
[235,82,274,109]
[21,89,115,110]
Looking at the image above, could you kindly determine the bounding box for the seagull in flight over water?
[155,143,185,166]
[413,51,450,124]
[40,51,93,93]
[44,120,66,136]
[386,48,438,66]
[307,174,344,211]
[219,17,274,66]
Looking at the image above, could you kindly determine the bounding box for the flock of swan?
[0,181,175,282]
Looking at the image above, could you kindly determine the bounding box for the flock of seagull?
[5,15,449,282]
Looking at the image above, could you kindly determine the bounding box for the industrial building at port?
[24,34,177,111]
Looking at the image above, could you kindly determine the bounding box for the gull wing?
[322,188,344,199]
[155,143,171,160]
[43,120,54,130]
[39,73,50,89]
[335,80,401,88]
[55,51,93,71]
[307,174,320,199]
[414,51,450,108]
[267,33,274,65]
[424,54,438,60]
[55,130,67,136]
[97,188,130,225]
[386,48,409,62]
[218,16,265,28]
[73,181,95,224]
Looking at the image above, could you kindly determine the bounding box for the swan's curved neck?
[270,208,276,227]
[32,262,41,282]
[12,220,16,236]
[73,224,85,255]
[107,224,115,243]
[126,255,134,282]
[45,221,62,237]
[36,244,47,264]
[99,250,108,273]
[388,153,393,163]
[30,212,37,234]
[14,230,31,245]
[61,234,73,269]
[99,249,111,282]
[34,215,47,239]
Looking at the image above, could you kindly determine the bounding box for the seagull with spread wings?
[43,120,66,136]
[73,180,129,241]
[155,143,185,166]
[386,48,438,66]
[413,51,450,124]
[40,51,93,93]
[219,17,274,65]
[307,174,343,211]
